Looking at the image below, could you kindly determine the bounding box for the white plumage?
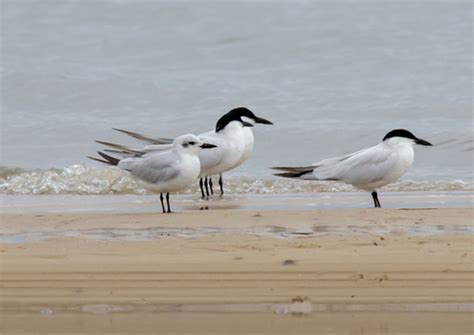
[273,129,432,207]
[109,107,272,198]
[196,121,248,178]
[89,134,216,213]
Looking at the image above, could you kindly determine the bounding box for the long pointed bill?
[254,116,273,125]
[415,138,433,146]
[200,143,217,149]
[242,121,254,127]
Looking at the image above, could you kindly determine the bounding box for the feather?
[112,128,173,144]
[87,156,112,165]
[95,140,144,155]
[271,165,316,172]
[96,151,120,166]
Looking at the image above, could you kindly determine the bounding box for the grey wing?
[95,140,146,156]
[118,152,180,184]
[310,146,369,168]
[272,148,371,179]
[96,141,173,157]
[312,145,396,184]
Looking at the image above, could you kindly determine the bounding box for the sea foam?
[1,165,472,195]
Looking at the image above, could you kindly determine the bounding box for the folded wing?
[118,151,180,184]
[273,144,396,185]
[311,145,396,185]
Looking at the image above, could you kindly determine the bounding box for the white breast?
[197,122,247,177]
[236,128,255,166]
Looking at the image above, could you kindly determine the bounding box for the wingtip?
[271,166,304,171]
[273,172,296,178]
[112,127,128,133]
[95,140,117,146]
[271,166,289,171]
[111,128,173,144]
[97,151,120,166]
[87,155,110,165]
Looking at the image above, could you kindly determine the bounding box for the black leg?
[166,192,172,213]
[199,178,205,199]
[219,175,224,196]
[204,177,210,198]
[371,191,381,208]
[160,193,166,213]
[209,177,214,195]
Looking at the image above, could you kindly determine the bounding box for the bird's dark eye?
[188,141,196,145]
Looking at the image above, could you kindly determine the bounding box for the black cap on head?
[382,129,433,146]
[215,107,256,132]
[383,129,417,141]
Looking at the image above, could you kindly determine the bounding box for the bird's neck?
[242,127,254,143]
[384,140,415,165]
[220,122,244,137]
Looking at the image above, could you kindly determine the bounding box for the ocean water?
[1,0,472,195]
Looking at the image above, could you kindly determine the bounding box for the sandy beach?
[1,206,473,334]
[2,0,472,333]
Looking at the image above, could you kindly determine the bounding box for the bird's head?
[174,134,216,153]
[382,129,433,146]
[215,107,273,133]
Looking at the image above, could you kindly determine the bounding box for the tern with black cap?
[112,107,273,199]
[199,107,273,198]
[272,129,432,208]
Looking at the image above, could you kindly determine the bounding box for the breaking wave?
[1,165,472,196]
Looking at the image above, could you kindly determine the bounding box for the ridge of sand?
[1,208,473,334]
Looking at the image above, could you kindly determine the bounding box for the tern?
[112,107,273,198]
[197,107,273,198]
[88,134,216,213]
[272,129,432,208]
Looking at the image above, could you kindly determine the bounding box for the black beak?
[415,138,433,146]
[254,116,273,125]
[242,121,254,128]
[200,143,217,149]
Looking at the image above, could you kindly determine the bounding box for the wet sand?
[1,208,473,334]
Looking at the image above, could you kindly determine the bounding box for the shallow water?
[1,192,473,244]
[2,218,472,244]
[1,0,473,185]
[1,191,472,213]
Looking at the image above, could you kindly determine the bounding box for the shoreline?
[1,191,473,214]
